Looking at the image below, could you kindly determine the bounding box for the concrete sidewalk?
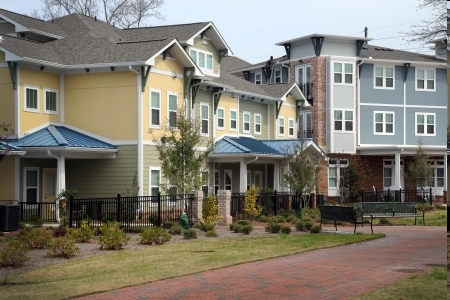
[77,226,446,300]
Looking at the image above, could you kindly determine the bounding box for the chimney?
[364,27,368,38]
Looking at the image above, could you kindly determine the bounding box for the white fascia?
[362,58,446,68]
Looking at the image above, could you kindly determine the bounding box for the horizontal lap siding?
[239,100,269,139]
[0,156,16,200]
[19,159,57,203]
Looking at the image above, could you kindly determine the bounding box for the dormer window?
[275,70,281,83]
[190,48,213,72]
[255,73,262,84]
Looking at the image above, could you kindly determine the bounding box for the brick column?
[282,195,291,210]
[217,190,232,226]
[443,190,447,204]
[311,193,316,208]
[191,190,203,223]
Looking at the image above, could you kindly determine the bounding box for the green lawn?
[353,267,447,300]
[372,209,447,226]
[0,233,383,300]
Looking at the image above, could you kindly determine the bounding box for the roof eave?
[359,57,446,67]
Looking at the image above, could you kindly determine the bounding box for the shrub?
[240,224,254,235]
[269,215,286,223]
[100,214,114,223]
[303,208,320,220]
[53,226,67,238]
[28,215,44,227]
[201,223,216,232]
[132,226,146,233]
[244,184,263,220]
[378,218,392,225]
[98,222,130,250]
[281,210,296,218]
[310,225,322,234]
[232,224,243,233]
[0,241,29,267]
[0,231,4,237]
[295,219,314,231]
[193,223,203,229]
[258,215,269,223]
[138,227,171,245]
[286,215,298,224]
[415,203,433,212]
[19,228,51,249]
[162,222,174,229]
[148,214,159,225]
[47,237,80,259]
[237,220,251,226]
[265,222,281,233]
[434,204,446,210]
[202,194,221,225]
[183,229,197,239]
[205,230,218,237]
[66,220,95,243]
[280,225,292,234]
[229,223,239,231]
[168,225,183,235]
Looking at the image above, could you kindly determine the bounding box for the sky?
[0,0,441,64]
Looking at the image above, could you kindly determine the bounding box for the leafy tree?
[31,0,165,28]
[339,163,359,203]
[244,184,263,221]
[153,106,213,196]
[401,0,446,46]
[201,194,220,225]
[405,139,434,190]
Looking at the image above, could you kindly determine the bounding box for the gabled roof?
[275,33,372,46]
[12,126,117,149]
[221,56,252,72]
[359,44,444,63]
[229,55,288,73]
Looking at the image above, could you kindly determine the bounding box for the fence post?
[429,187,432,204]
[117,194,121,223]
[360,190,364,202]
[157,192,161,226]
[387,188,390,202]
[69,196,74,228]
[273,190,277,216]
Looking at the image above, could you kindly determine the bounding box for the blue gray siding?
[405,67,447,106]
[405,107,446,146]
[359,106,404,145]
[360,64,403,105]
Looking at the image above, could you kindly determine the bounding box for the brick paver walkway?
[77,226,446,300]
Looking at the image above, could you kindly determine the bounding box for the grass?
[353,267,447,300]
[0,233,383,300]
[372,209,447,226]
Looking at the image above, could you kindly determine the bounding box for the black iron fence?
[69,193,194,231]
[230,191,304,222]
[20,202,57,222]
[299,82,313,104]
[298,130,313,139]
[360,188,433,204]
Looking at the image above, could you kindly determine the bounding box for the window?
[374,66,394,89]
[328,160,348,188]
[255,73,262,84]
[278,117,285,136]
[168,93,178,128]
[230,109,237,131]
[334,110,353,131]
[149,168,161,196]
[254,114,261,134]
[150,90,161,127]
[427,161,445,188]
[217,108,224,130]
[416,69,435,91]
[201,103,209,136]
[214,171,219,194]
[334,62,353,84]
[288,119,294,137]
[24,86,38,112]
[224,170,232,190]
[299,111,312,138]
[374,112,394,134]
[189,48,213,72]
[24,168,39,204]
[275,70,281,83]
[383,160,404,189]
[201,170,209,195]
[44,89,57,114]
[296,65,311,85]
[416,113,435,136]
[243,112,250,133]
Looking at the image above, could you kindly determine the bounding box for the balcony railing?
[298,130,313,139]
[299,82,313,105]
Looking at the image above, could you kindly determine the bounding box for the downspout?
[47,150,61,222]
[356,59,364,149]
[244,156,259,191]
[245,156,259,165]
[129,66,143,196]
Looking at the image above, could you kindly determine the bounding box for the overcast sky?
[0,0,441,63]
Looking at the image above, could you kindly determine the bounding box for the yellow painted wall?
[0,52,5,62]
[215,94,238,137]
[153,56,184,74]
[0,156,15,200]
[0,68,15,130]
[65,71,137,140]
[277,96,297,139]
[19,68,60,133]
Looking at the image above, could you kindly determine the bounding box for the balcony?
[298,82,313,105]
[297,130,313,139]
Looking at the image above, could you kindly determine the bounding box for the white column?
[444,153,448,192]
[239,159,246,193]
[274,163,280,192]
[59,155,66,192]
[394,152,401,189]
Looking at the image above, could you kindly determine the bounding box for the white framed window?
[374,66,394,89]
[415,113,435,136]
[328,159,348,188]
[200,103,209,136]
[278,117,285,136]
[167,92,178,128]
[288,118,294,137]
[217,107,225,130]
[275,70,281,83]
[296,64,311,85]
[299,111,312,137]
[230,108,237,131]
[214,171,219,194]
[383,160,404,189]
[334,62,353,84]
[150,90,161,127]
[23,167,39,204]
[149,167,161,197]
[189,48,213,72]
[415,68,435,91]
[243,111,250,133]
[427,161,445,188]
[201,170,209,195]
[374,111,394,135]
[224,170,232,191]
[254,114,261,135]
[24,85,39,113]
[44,88,58,114]
[255,73,262,84]
[334,110,353,131]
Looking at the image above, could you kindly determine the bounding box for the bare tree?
[31,0,165,28]
[401,0,446,45]
[0,123,16,167]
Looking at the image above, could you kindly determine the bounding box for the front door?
[254,171,263,190]
[43,169,57,203]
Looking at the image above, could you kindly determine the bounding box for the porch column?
[394,152,401,189]
[274,163,280,191]
[239,159,246,193]
[264,164,268,188]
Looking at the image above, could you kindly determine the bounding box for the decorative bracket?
[163,44,174,59]
[275,101,283,119]
[311,37,324,57]
[141,66,151,92]
[190,79,201,108]
[283,43,291,59]
[183,67,195,97]
[7,61,17,90]
[296,100,304,120]
[404,63,411,82]
[356,40,365,56]
[200,26,211,39]
[243,71,250,81]
[219,49,228,63]
[213,87,223,114]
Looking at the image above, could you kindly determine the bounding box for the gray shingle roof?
[209,71,275,99]
[258,84,293,98]
[118,22,209,42]
[221,56,252,72]
[359,44,443,62]
[1,35,64,64]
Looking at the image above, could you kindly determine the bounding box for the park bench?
[318,205,373,234]
[354,202,425,225]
